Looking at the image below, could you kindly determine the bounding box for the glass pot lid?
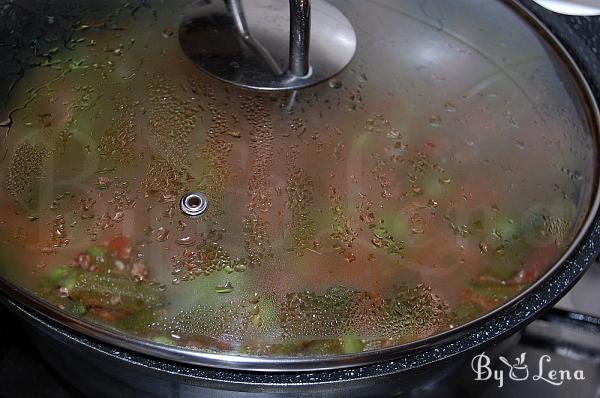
[0,0,597,370]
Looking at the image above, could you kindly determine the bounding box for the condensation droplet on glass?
[176,236,195,246]
[151,227,170,242]
[328,78,342,89]
[429,115,442,128]
[445,102,457,112]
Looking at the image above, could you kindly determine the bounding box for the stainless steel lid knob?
[178,0,357,91]
[180,192,209,217]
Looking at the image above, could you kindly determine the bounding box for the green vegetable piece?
[342,334,364,354]
[70,302,87,316]
[86,246,105,261]
[151,336,174,345]
[492,217,518,241]
[453,302,485,323]
[483,262,520,281]
[249,299,279,331]
[214,281,234,294]
[48,267,80,290]
[371,222,404,256]
[266,341,307,355]
[116,309,158,332]
[468,282,524,300]
[304,339,343,355]
[422,173,446,197]
[382,214,409,240]
[48,267,68,285]
[70,273,163,312]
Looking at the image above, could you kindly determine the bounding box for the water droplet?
[249,313,263,327]
[151,227,170,242]
[96,176,111,189]
[249,292,260,304]
[344,252,356,263]
[513,139,525,149]
[328,79,342,89]
[215,281,234,294]
[234,263,247,272]
[479,241,489,254]
[162,27,173,38]
[176,236,195,246]
[445,102,457,112]
[438,176,451,185]
[429,115,442,128]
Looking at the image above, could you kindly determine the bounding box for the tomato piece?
[517,245,559,284]
[108,235,132,260]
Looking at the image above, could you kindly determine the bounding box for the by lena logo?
[471,352,585,388]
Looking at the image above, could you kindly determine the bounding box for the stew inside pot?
[0,0,596,357]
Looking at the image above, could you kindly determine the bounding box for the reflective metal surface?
[178,0,356,90]
[287,0,311,77]
[180,192,209,217]
[532,0,600,15]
